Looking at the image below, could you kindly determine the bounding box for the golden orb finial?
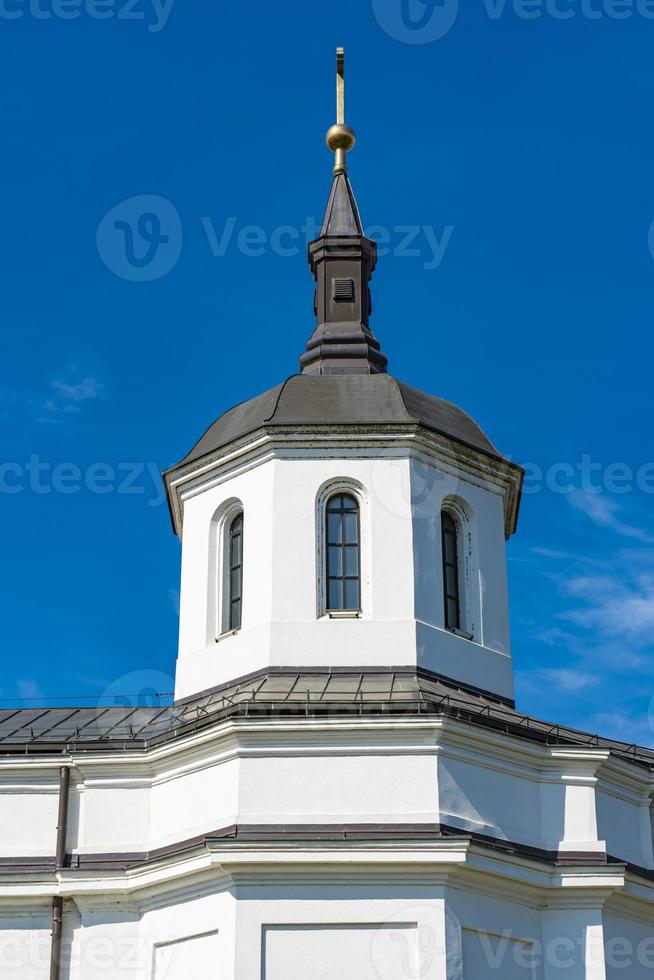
[326,48,356,174]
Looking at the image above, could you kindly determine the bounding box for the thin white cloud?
[539,668,600,693]
[532,625,574,647]
[528,544,653,666]
[569,489,654,544]
[563,572,654,639]
[590,711,654,749]
[0,369,104,429]
[531,546,576,561]
[34,368,104,423]
[520,507,654,741]
[53,376,102,403]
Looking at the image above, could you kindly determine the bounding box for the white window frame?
[208,498,244,642]
[315,478,371,620]
[441,497,479,642]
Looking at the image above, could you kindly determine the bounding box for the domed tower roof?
[177,375,502,467]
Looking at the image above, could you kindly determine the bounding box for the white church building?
[1,52,653,980]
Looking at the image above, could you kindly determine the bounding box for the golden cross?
[326,47,356,174]
[337,47,345,125]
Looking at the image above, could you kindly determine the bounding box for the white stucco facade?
[1,711,653,978]
[169,427,519,703]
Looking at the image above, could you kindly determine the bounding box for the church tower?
[165,50,523,705]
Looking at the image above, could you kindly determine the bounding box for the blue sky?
[1,0,653,744]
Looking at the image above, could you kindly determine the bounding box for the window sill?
[327,610,362,620]
[446,626,474,641]
[215,628,241,643]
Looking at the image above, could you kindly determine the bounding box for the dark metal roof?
[320,171,363,236]
[173,374,505,469]
[1,668,652,770]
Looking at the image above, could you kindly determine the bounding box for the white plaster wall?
[152,929,220,979]
[597,785,654,869]
[603,909,654,979]
[410,458,511,652]
[175,456,418,702]
[461,929,541,979]
[416,623,514,699]
[72,889,232,978]
[139,890,234,980]
[176,459,275,697]
[0,911,51,979]
[438,752,541,846]
[79,780,149,854]
[234,883,449,980]
[541,907,607,980]
[237,752,439,825]
[263,922,419,980]
[175,451,514,702]
[147,756,239,850]
[560,781,602,852]
[0,784,59,856]
[448,885,545,979]
[71,906,142,979]
[3,875,654,979]
[6,737,654,871]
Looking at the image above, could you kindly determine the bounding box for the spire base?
[300,329,388,377]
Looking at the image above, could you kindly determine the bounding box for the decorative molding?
[0,825,638,908]
[165,425,523,540]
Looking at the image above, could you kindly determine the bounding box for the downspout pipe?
[50,765,70,980]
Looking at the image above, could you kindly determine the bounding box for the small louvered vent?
[333,278,355,302]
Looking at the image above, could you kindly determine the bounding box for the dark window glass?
[326,494,360,611]
[228,512,243,630]
[441,511,461,631]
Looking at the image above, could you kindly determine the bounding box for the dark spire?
[299,49,388,377]
[320,171,363,236]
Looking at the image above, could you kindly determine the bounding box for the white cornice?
[0,839,637,911]
[0,714,647,792]
[164,425,523,539]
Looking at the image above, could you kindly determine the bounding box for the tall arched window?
[326,493,360,612]
[228,512,244,631]
[441,510,461,631]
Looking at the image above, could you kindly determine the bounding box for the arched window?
[441,510,462,631]
[228,512,244,631]
[326,493,360,612]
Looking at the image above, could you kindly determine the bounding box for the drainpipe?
[50,765,70,980]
